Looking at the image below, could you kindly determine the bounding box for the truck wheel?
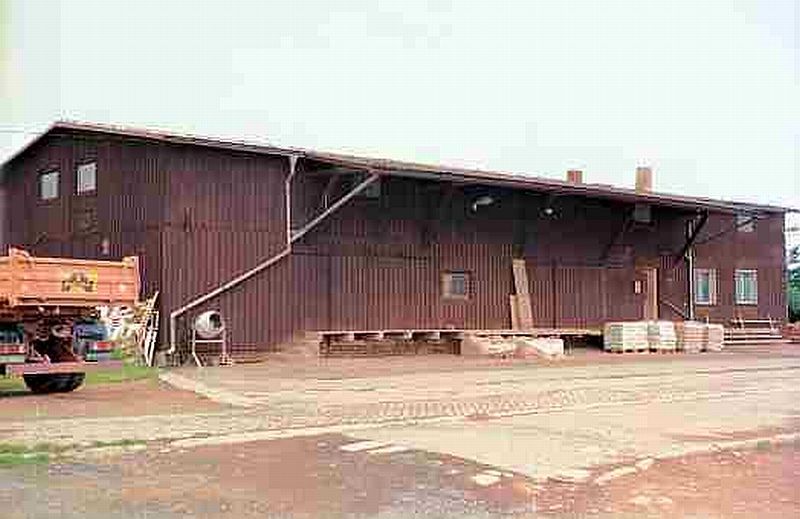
[23,373,86,394]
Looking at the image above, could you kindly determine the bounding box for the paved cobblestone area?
[2,360,798,446]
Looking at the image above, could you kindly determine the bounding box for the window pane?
[39,170,59,200]
[76,162,97,193]
[694,268,717,305]
[443,271,469,299]
[695,270,710,304]
[736,214,755,232]
[735,270,757,304]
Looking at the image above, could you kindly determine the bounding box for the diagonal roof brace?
[672,210,709,268]
[291,173,379,243]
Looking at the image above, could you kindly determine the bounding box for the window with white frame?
[694,268,718,305]
[442,271,470,299]
[736,213,755,233]
[39,170,60,200]
[735,269,758,305]
[76,162,97,194]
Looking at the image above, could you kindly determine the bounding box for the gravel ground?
[535,442,800,518]
[0,378,226,422]
[1,434,798,518]
[1,345,798,518]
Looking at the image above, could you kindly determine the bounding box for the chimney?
[566,169,583,184]
[635,167,652,193]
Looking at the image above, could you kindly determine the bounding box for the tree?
[789,244,800,322]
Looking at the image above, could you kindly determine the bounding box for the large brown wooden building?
[0,122,788,356]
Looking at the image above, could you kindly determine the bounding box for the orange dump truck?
[0,248,140,393]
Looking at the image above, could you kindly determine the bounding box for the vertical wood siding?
[2,131,787,356]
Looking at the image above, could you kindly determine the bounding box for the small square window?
[694,268,718,305]
[735,269,758,305]
[442,271,470,299]
[76,162,97,194]
[39,170,60,200]
[736,214,755,233]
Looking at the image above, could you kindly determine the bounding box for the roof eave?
[1,120,790,215]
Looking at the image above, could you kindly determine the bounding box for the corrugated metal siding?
[555,266,607,328]
[694,213,786,323]
[527,264,556,327]
[0,182,6,252]
[159,145,289,355]
[2,131,787,356]
[603,266,641,322]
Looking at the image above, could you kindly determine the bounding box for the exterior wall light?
[471,195,495,212]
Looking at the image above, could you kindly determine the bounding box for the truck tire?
[22,336,86,394]
[23,373,85,394]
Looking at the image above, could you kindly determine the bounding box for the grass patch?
[0,442,67,467]
[87,438,145,449]
[0,377,25,393]
[755,439,772,451]
[0,439,147,467]
[84,363,158,385]
[1,363,158,395]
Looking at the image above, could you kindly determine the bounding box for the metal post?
[686,220,696,321]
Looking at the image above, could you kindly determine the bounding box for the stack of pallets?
[647,321,678,352]
[675,321,705,352]
[604,322,649,353]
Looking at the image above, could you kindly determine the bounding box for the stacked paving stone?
[604,322,649,352]
[675,321,706,352]
[647,321,678,352]
[705,323,725,351]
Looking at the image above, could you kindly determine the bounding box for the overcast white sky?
[1,1,798,218]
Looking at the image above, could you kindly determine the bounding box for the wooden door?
[636,267,659,320]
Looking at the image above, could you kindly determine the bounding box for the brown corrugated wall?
[2,131,787,357]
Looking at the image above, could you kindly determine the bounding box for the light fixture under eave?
[471,195,495,212]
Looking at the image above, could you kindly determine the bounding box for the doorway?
[636,267,659,320]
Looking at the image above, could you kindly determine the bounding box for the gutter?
[166,158,379,356]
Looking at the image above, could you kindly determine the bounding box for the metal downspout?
[686,219,696,321]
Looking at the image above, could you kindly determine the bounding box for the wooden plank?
[512,258,534,329]
[516,293,534,329]
[512,258,530,295]
[509,295,521,330]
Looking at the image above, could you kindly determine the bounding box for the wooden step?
[723,339,791,346]
[725,334,783,341]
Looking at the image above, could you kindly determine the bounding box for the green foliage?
[789,267,800,322]
[788,243,799,322]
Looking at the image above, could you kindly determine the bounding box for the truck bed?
[0,248,140,310]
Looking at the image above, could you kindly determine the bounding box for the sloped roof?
[2,120,789,214]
